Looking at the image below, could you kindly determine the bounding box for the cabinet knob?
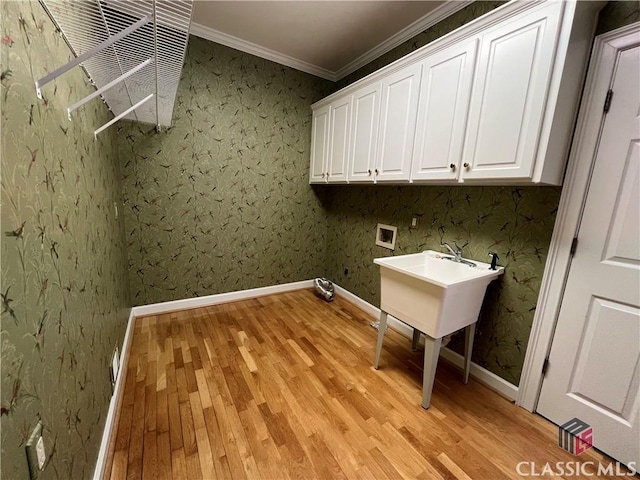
[450,163,456,171]
[375,169,379,175]
[463,162,470,171]
[321,172,325,177]
[368,169,372,176]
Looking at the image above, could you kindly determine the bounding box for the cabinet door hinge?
[570,237,578,256]
[604,89,614,113]
[542,358,550,377]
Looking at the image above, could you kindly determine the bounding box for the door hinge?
[542,358,550,377]
[570,237,578,256]
[603,89,613,113]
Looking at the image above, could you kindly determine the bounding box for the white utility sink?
[373,250,503,409]
[374,250,503,338]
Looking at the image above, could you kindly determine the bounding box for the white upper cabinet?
[309,104,329,184]
[327,96,352,183]
[375,63,422,182]
[349,83,381,183]
[411,39,479,182]
[461,2,563,181]
[309,1,601,186]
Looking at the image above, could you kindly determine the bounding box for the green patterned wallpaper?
[118,36,333,305]
[596,1,640,35]
[1,2,131,479]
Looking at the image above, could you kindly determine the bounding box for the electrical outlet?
[25,421,45,478]
[111,347,119,388]
[113,201,119,219]
[36,436,46,470]
[410,217,418,229]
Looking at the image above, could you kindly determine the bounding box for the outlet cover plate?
[111,347,119,387]
[25,420,44,478]
[36,436,46,470]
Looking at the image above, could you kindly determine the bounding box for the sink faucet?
[441,242,463,262]
[441,242,477,267]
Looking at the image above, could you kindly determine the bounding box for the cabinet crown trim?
[312,0,550,109]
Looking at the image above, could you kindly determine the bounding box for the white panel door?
[375,63,422,182]
[411,39,478,182]
[462,2,562,181]
[309,104,330,184]
[349,83,381,183]
[537,46,640,467]
[327,96,351,183]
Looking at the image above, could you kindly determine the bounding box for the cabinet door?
[461,2,563,181]
[412,39,478,182]
[375,63,422,182]
[327,96,351,183]
[349,83,381,183]
[309,104,330,184]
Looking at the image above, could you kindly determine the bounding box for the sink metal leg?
[373,311,388,369]
[422,335,442,409]
[411,328,420,351]
[464,322,476,384]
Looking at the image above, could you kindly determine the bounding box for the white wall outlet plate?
[376,224,397,250]
[25,420,44,478]
[111,347,119,387]
[36,436,46,470]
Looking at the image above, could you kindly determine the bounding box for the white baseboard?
[437,348,518,401]
[93,307,136,480]
[334,284,519,401]
[333,283,381,318]
[131,280,314,317]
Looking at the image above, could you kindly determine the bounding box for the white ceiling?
[190,1,473,81]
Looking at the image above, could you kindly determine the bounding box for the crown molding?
[189,22,338,81]
[333,0,474,80]
[190,0,473,82]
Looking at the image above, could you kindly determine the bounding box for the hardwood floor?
[106,289,624,479]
